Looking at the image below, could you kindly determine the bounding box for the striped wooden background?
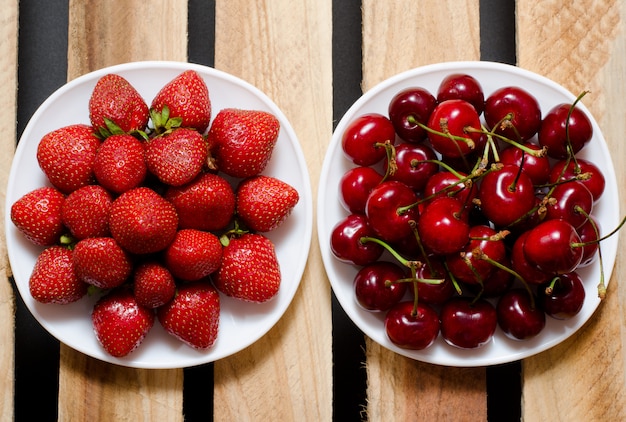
[1,0,625,420]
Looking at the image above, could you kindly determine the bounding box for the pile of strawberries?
[10,69,300,358]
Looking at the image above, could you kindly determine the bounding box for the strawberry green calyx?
[149,105,183,136]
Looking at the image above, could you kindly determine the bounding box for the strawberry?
[133,262,176,309]
[61,184,112,240]
[11,186,65,246]
[92,288,155,357]
[93,134,147,194]
[36,124,100,193]
[150,70,211,134]
[108,187,179,255]
[88,73,149,136]
[236,175,299,232]
[207,108,280,178]
[164,229,222,281]
[29,246,88,304]
[165,172,235,231]
[73,237,133,289]
[213,233,281,303]
[157,280,220,350]
[145,127,207,186]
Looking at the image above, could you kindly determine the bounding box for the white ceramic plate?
[5,61,313,369]
[318,61,620,367]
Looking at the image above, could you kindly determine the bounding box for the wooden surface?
[1,1,625,421]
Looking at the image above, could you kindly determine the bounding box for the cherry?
[510,231,551,285]
[365,181,420,243]
[417,196,470,255]
[353,261,408,312]
[544,181,593,229]
[538,103,592,159]
[576,215,600,267]
[478,164,536,228]
[496,288,546,340]
[484,86,542,142]
[446,225,507,284]
[523,219,583,275]
[440,297,497,349]
[465,256,514,298]
[415,257,455,305]
[388,87,437,143]
[385,142,439,191]
[422,170,477,209]
[341,113,396,166]
[339,166,383,214]
[437,73,485,114]
[537,272,585,319]
[499,142,551,185]
[330,214,384,266]
[549,158,605,201]
[427,99,483,158]
[384,300,440,350]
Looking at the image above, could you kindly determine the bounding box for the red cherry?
[422,170,477,209]
[330,214,384,266]
[384,301,440,350]
[549,158,605,201]
[342,113,396,166]
[523,219,583,274]
[385,142,439,191]
[484,86,542,142]
[440,297,497,349]
[417,196,470,255]
[415,257,455,305]
[446,225,507,284]
[436,73,485,114]
[496,288,546,340]
[538,103,592,159]
[576,215,600,267]
[465,256,514,298]
[510,231,551,285]
[365,181,419,243]
[499,142,551,185]
[339,166,383,214]
[388,87,437,143]
[427,99,483,158]
[354,261,408,312]
[537,272,585,319]
[544,181,593,229]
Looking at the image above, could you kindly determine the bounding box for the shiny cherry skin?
[478,164,536,228]
[330,214,384,266]
[538,103,593,159]
[465,256,514,298]
[388,87,437,143]
[384,300,440,350]
[427,99,483,158]
[510,231,551,285]
[342,113,396,166]
[496,288,546,340]
[339,166,383,214]
[436,73,485,114]
[440,297,497,349]
[366,181,420,243]
[576,215,600,267]
[415,257,455,305]
[523,219,583,275]
[549,158,605,201]
[545,181,593,229]
[484,86,542,142]
[385,142,439,191]
[537,272,586,319]
[354,261,408,312]
[499,142,551,185]
[417,196,470,255]
[422,170,477,209]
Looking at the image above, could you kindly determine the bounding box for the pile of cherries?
[330,73,620,351]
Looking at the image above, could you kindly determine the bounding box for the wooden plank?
[517,0,626,420]
[0,0,19,418]
[212,1,334,420]
[59,1,188,420]
[361,1,487,421]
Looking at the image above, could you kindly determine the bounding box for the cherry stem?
[442,260,464,295]
[375,140,397,182]
[415,121,476,150]
[475,249,536,308]
[564,91,589,161]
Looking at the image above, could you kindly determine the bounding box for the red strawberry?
[164,229,222,281]
[165,172,235,231]
[133,262,176,309]
[157,281,220,350]
[93,134,147,194]
[88,73,149,135]
[92,288,155,357]
[109,187,179,254]
[150,70,211,133]
[29,246,88,304]
[207,108,280,178]
[11,186,65,246]
[73,237,133,289]
[236,175,299,232]
[145,127,207,186]
[61,184,112,240]
[213,233,281,303]
[37,124,100,193]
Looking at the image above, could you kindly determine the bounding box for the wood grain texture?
[361,1,487,421]
[0,0,18,419]
[212,1,334,420]
[517,0,626,420]
[61,1,188,420]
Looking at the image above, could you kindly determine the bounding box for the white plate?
[318,61,620,367]
[5,61,313,369]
